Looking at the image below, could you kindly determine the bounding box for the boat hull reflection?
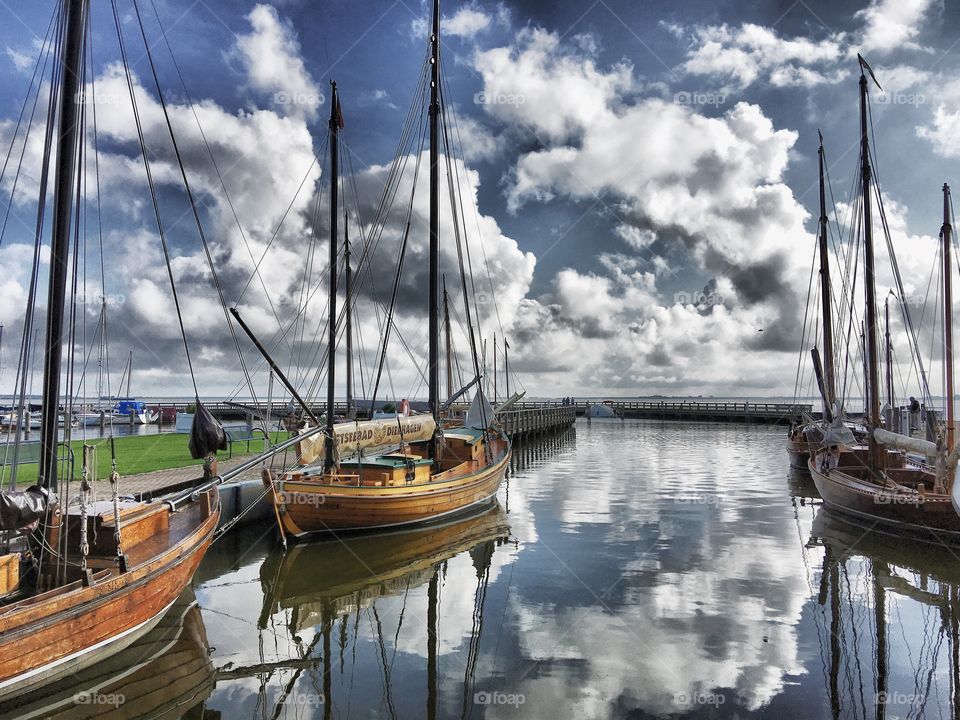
[0,589,214,719]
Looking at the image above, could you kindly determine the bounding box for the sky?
[0,0,957,401]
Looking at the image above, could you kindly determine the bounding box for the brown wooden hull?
[270,439,510,536]
[808,458,960,540]
[0,487,220,697]
[0,591,214,719]
[786,426,813,470]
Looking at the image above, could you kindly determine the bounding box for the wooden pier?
[498,405,577,439]
[576,400,810,425]
[148,398,804,429]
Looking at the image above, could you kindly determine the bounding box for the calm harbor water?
[6,417,960,718]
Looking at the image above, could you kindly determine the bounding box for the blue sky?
[0,0,957,399]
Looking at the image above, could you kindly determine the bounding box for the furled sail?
[298,415,438,465]
[465,390,495,430]
[0,486,55,532]
[873,427,937,459]
[494,392,526,415]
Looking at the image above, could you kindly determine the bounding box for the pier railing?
[152,398,807,427]
[497,405,577,439]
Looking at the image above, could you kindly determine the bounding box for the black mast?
[325,81,341,472]
[428,0,441,460]
[817,132,836,417]
[943,183,955,451]
[40,0,88,492]
[344,209,354,420]
[858,55,882,466]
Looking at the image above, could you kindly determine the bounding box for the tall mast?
[443,277,453,401]
[943,183,955,451]
[428,0,441,458]
[858,56,882,463]
[884,296,894,427]
[325,81,341,472]
[817,132,836,416]
[40,0,88,492]
[126,350,133,397]
[344,209,354,420]
[493,336,497,403]
[505,338,510,398]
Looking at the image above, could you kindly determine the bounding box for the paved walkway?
[91,453,267,497]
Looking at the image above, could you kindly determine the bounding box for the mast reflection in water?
[192,420,960,718]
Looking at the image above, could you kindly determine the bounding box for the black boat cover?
[0,486,55,532]
[188,401,228,459]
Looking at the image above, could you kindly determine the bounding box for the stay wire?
[110,0,198,397]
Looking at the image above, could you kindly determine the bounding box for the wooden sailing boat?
[258,0,511,537]
[808,56,960,540]
[0,0,225,696]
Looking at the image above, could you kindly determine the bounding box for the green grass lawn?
[1,431,288,486]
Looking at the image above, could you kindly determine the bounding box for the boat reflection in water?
[246,502,510,718]
[809,507,960,719]
[0,590,214,719]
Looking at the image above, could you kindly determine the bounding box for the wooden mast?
[943,183,955,451]
[817,131,836,418]
[345,209,354,420]
[325,81,340,473]
[493,336,497,403]
[428,0,441,460]
[40,0,88,493]
[858,56,882,466]
[504,337,510,399]
[443,277,453,401]
[884,296,894,428]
